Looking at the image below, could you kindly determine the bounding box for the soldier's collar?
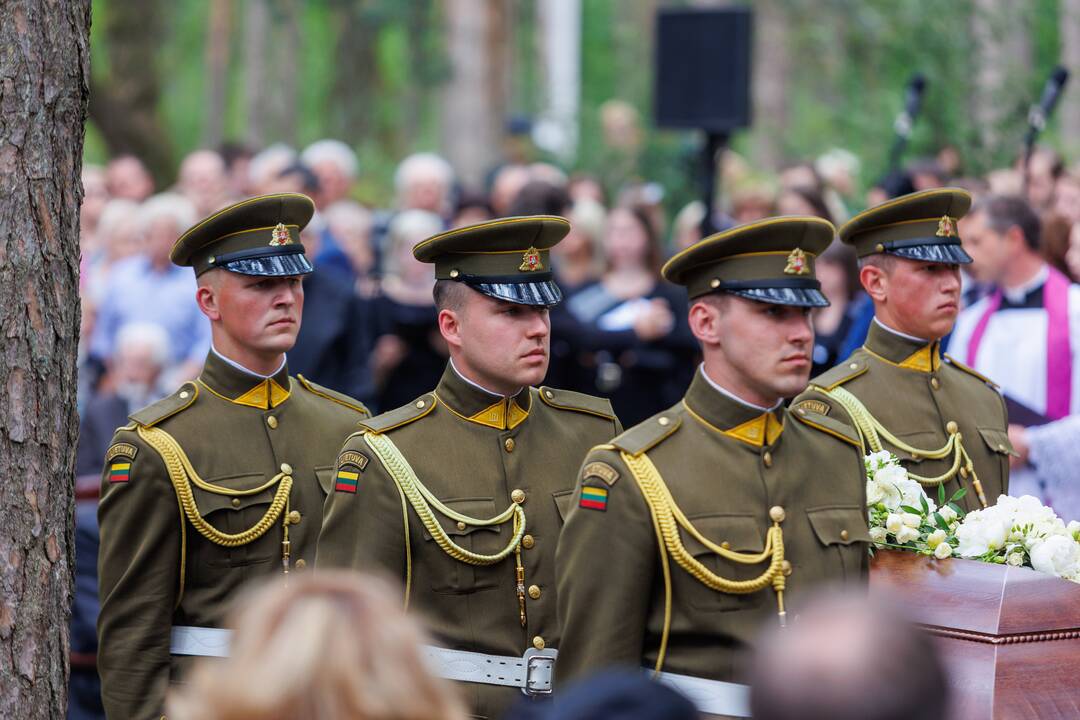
[683,368,783,447]
[197,349,292,409]
[863,319,942,373]
[435,363,531,430]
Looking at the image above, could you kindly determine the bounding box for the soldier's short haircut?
[972,194,1042,252]
[857,254,897,273]
[433,279,471,312]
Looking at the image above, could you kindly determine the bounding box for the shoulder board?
[611,412,682,456]
[810,355,869,391]
[129,382,198,428]
[296,374,371,416]
[790,403,861,448]
[537,386,616,421]
[358,393,436,434]
[942,354,999,388]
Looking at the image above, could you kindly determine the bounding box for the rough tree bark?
[203,0,233,149]
[0,1,90,718]
[1060,0,1080,159]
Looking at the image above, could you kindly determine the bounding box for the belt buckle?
[522,648,558,696]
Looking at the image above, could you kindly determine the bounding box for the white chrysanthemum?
[869,526,887,543]
[895,525,920,544]
[1029,535,1080,578]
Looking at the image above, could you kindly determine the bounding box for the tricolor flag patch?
[579,485,608,511]
[335,467,360,493]
[108,461,131,484]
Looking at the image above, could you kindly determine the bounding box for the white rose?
[885,514,904,535]
[902,512,922,528]
[927,529,947,549]
[955,516,1009,557]
[939,505,958,524]
[895,525,921,544]
[866,479,886,506]
[934,542,953,559]
[1029,535,1080,578]
[1007,552,1025,566]
[869,526,887,543]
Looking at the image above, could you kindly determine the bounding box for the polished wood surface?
[871,550,1080,719]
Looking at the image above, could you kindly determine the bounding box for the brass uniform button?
[720,541,731,550]
[658,416,670,426]
[849,362,858,370]
[763,451,773,468]
[416,400,426,409]
[294,559,307,570]
[769,506,786,523]
[710,278,721,289]
[449,269,460,279]
[511,489,526,504]
[875,243,885,253]
[998,444,1007,452]
[266,416,278,429]
[504,438,516,453]
[945,421,958,435]
[280,462,293,475]
[521,534,535,549]
[528,584,542,600]
[231,498,241,509]
[532,636,545,650]
[781,560,793,576]
[931,377,940,390]
[840,529,850,541]
[179,391,190,399]
[544,390,554,399]
[288,510,302,525]
[456,521,467,531]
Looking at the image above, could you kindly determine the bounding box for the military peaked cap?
[839,187,973,264]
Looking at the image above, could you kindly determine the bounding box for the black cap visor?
[211,245,314,277]
[709,277,829,308]
[466,278,563,307]
[888,242,972,265]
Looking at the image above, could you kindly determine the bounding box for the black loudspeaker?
[654,7,753,132]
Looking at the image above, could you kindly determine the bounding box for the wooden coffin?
[870,550,1080,719]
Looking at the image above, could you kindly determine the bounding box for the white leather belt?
[170,625,230,658]
[422,646,557,696]
[654,670,751,717]
[170,626,556,696]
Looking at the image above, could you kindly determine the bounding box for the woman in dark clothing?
[563,205,696,426]
[811,243,864,376]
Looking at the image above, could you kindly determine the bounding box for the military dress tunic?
[796,320,1011,512]
[316,364,621,719]
[97,351,369,720]
[555,369,869,693]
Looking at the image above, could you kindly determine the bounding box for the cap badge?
[783,247,810,276]
[519,246,544,272]
[936,215,957,238]
[269,223,293,246]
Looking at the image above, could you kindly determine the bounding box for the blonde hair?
[167,572,467,720]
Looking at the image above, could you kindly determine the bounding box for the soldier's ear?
[195,283,222,322]
[859,263,889,303]
[437,307,464,350]
[688,298,722,345]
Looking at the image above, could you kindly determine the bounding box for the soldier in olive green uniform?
[317,217,621,719]
[795,189,1010,513]
[555,218,870,718]
[97,194,369,720]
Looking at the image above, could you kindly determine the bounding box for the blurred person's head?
[961,194,1041,286]
[218,141,255,197]
[731,182,777,225]
[1066,222,1080,281]
[96,198,143,263]
[986,167,1024,196]
[567,173,606,206]
[1052,173,1080,225]
[664,217,832,406]
[138,193,197,269]
[80,164,109,246]
[604,206,662,275]
[816,243,860,309]
[247,144,298,195]
[599,99,642,152]
[815,148,860,197]
[183,195,315,375]
[671,200,705,252]
[490,164,531,216]
[300,139,359,208]
[111,321,170,404]
[106,154,154,202]
[268,162,319,197]
[385,209,444,286]
[1040,211,1073,279]
[423,218,566,394]
[776,186,833,223]
[867,170,915,206]
[1022,146,1064,211]
[450,190,493,229]
[751,590,949,720]
[395,152,454,215]
[907,157,947,191]
[553,198,606,284]
[508,180,571,217]
[299,211,327,258]
[177,149,228,216]
[937,145,962,177]
[168,572,467,720]
[779,162,822,192]
[324,201,375,277]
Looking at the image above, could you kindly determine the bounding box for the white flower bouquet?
[865,451,1080,582]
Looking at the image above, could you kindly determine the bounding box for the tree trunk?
[203,0,233,148]
[244,0,271,148]
[751,0,790,172]
[971,0,1032,162]
[440,0,506,189]
[87,0,172,186]
[0,1,89,718]
[1060,0,1080,158]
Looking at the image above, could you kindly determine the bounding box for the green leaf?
[920,494,929,514]
[950,488,968,502]
[900,505,922,515]
[948,502,965,518]
[933,512,949,532]
[938,484,946,506]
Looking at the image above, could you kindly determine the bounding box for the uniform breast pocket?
[805,505,870,580]
[682,513,766,613]
[553,489,575,525]
[190,473,277,569]
[314,465,335,498]
[420,497,504,594]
